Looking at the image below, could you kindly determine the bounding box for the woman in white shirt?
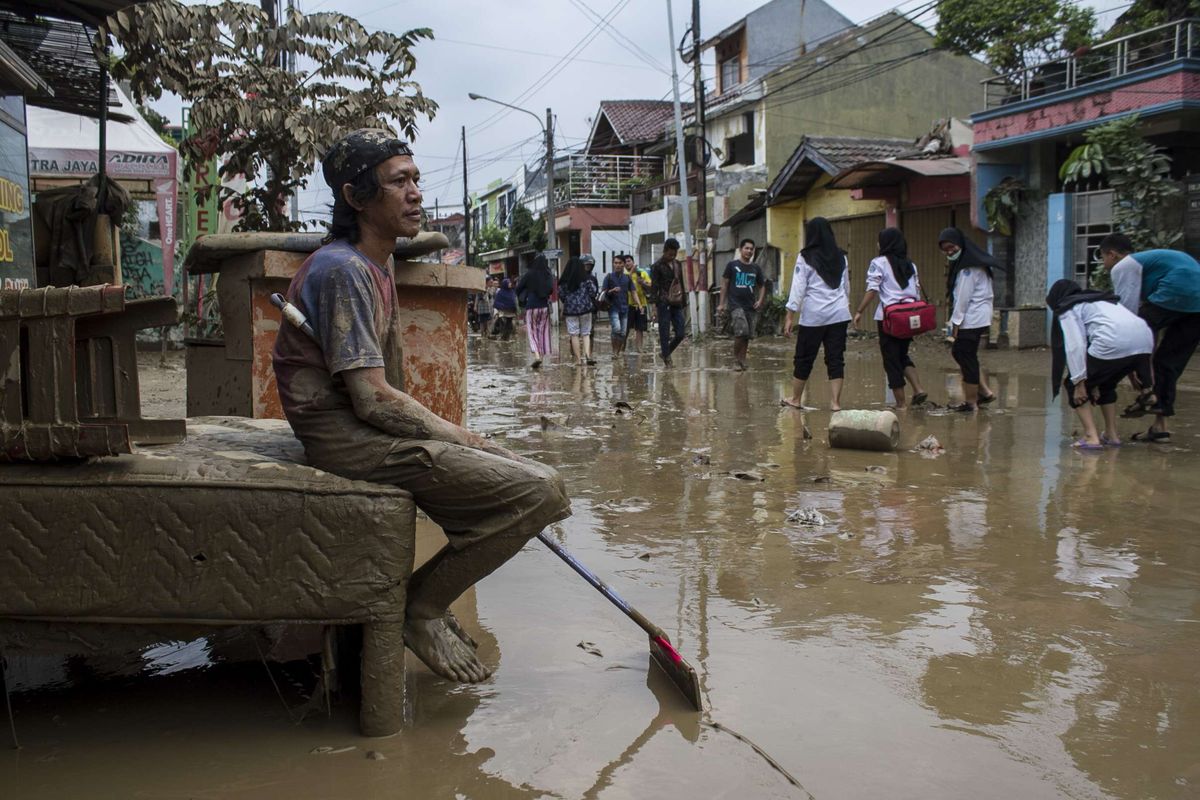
[782,217,851,410]
[1047,279,1155,448]
[852,228,929,410]
[940,228,999,411]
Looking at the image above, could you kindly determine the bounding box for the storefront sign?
[28,148,173,179]
[0,102,35,289]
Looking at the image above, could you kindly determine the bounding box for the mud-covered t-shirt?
[272,240,405,478]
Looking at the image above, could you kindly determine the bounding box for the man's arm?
[1111,255,1142,314]
[754,270,767,310]
[343,367,522,461]
[719,274,731,311]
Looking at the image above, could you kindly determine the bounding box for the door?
[827,213,886,318]
[900,204,985,326]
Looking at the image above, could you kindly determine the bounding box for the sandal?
[780,398,803,409]
[978,392,997,405]
[949,403,976,413]
[911,392,928,406]
[1130,427,1171,443]
[1099,434,1123,448]
[1121,391,1158,418]
[1072,439,1104,450]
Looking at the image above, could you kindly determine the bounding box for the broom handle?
[537,532,669,642]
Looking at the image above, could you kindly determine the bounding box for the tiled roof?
[597,100,690,145]
[800,136,914,172]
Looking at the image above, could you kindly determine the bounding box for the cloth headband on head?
[322,128,414,191]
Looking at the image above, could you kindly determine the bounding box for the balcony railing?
[551,154,664,207]
[981,18,1199,110]
[629,172,702,216]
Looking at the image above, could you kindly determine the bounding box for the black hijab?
[878,228,915,289]
[940,227,1001,299]
[560,256,586,293]
[801,217,847,289]
[522,254,555,300]
[1046,278,1121,397]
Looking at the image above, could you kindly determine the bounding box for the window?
[479,201,488,228]
[724,112,756,166]
[506,188,518,225]
[497,193,509,228]
[720,58,741,92]
[715,32,744,94]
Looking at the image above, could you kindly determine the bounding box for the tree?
[1104,0,1200,39]
[103,1,436,232]
[935,0,1096,73]
[473,225,508,262]
[507,204,546,251]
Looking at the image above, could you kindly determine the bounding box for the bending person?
[1100,234,1200,443]
[516,254,555,369]
[941,228,997,411]
[1047,278,1154,449]
[782,217,850,411]
[272,130,571,683]
[853,228,927,410]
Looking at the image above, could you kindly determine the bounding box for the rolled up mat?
[828,409,899,452]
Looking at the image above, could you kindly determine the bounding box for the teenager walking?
[650,238,687,367]
[853,228,928,409]
[719,238,766,371]
[516,254,555,368]
[940,228,997,411]
[559,256,598,366]
[782,217,851,411]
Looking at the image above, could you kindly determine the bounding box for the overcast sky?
[154,0,1133,222]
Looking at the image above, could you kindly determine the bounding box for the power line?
[567,0,671,75]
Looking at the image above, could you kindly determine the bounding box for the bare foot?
[443,609,478,649]
[403,617,492,683]
[830,404,841,412]
[780,398,803,409]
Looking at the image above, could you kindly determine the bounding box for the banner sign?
[1,110,35,289]
[28,148,174,179]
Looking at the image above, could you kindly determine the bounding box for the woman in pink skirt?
[515,254,556,368]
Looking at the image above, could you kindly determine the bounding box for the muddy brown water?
[4,334,1199,799]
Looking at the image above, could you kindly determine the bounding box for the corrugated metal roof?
[826,157,971,189]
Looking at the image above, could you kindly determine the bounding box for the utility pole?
[665,0,698,337]
[461,126,470,265]
[690,0,709,333]
[545,107,559,324]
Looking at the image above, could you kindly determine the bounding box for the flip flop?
[779,398,803,409]
[1072,439,1104,450]
[1100,434,1123,448]
[911,392,928,405]
[978,393,997,405]
[1130,428,1171,443]
[949,403,975,413]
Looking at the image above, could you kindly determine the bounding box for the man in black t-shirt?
[719,238,766,370]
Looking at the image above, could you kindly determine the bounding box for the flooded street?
[4,331,1200,799]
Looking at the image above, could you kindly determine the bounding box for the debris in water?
[756,462,781,469]
[637,552,651,561]
[837,531,856,540]
[864,466,887,474]
[803,425,813,440]
[614,401,633,411]
[539,416,563,431]
[751,597,764,607]
[913,435,945,457]
[577,641,603,658]
[811,475,831,483]
[366,751,387,761]
[692,454,711,466]
[310,745,357,756]
[731,470,765,482]
[787,507,828,526]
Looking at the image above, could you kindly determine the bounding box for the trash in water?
[837,531,856,540]
[614,401,633,411]
[637,552,651,561]
[811,475,831,483]
[692,454,711,466]
[731,471,765,482]
[311,745,357,756]
[366,751,387,761]
[865,466,887,474]
[577,641,603,658]
[913,435,945,457]
[787,507,828,526]
[540,416,564,431]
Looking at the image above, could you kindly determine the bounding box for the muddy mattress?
[0,417,416,625]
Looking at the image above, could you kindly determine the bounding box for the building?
[969,16,1200,346]
[626,0,994,301]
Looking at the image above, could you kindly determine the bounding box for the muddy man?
[272,129,572,682]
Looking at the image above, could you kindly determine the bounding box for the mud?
[5,333,1200,799]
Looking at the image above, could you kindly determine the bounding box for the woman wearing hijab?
[782,217,852,411]
[558,256,599,366]
[853,228,929,410]
[491,276,519,340]
[515,255,555,368]
[940,228,998,411]
[1046,278,1155,448]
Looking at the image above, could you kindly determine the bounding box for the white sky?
[151,0,1134,222]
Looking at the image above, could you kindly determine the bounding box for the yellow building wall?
[768,176,888,294]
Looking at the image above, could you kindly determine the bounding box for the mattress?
[0,417,415,625]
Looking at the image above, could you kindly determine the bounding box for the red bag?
[882,300,936,339]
